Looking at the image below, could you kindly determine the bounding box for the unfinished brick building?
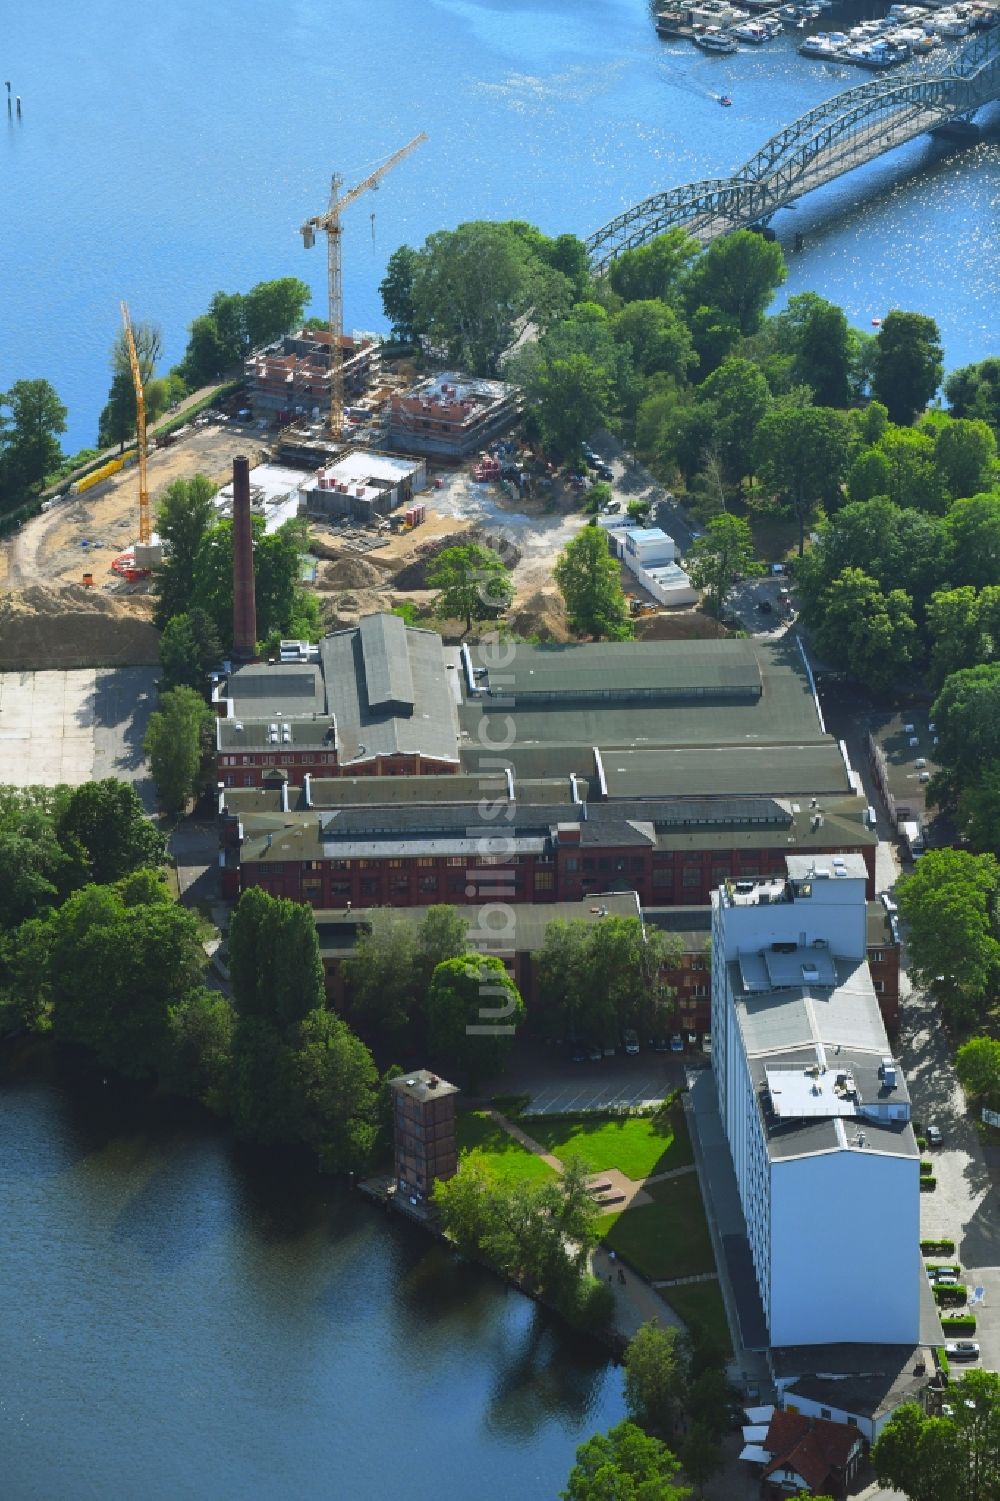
[245,328,379,426]
[387,372,521,458]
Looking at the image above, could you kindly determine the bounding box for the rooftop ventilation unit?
[801,964,821,983]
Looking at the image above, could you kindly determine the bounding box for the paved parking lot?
[502,1042,690,1114]
[899,979,1000,1371]
[0,667,156,806]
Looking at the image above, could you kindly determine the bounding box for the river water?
[0,1044,623,1500]
[1,0,997,453]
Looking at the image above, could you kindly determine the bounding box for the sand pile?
[318,588,393,631]
[319,555,388,591]
[635,609,728,642]
[505,587,571,643]
[0,585,161,669]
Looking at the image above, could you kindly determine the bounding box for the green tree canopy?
[378,245,421,342]
[529,352,614,460]
[812,567,917,694]
[46,880,207,1078]
[534,915,680,1047]
[554,524,633,640]
[697,356,772,485]
[153,473,219,625]
[781,291,853,408]
[427,542,513,631]
[607,230,700,305]
[228,885,326,1032]
[0,786,79,929]
[797,498,946,624]
[57,778,164,884]
[159,608,224,695]
[561,1421,691,1501]
[344,904,468,1052]
[190,514,316,649]
[932,662,1000,786]
[405,220,573,375]
[946,492,1000,590]
[144,685,214,816]
[0,378,68,499]
[97,318,162,452]
[872,1372,1000,1501]
[955,1035,1000,1110]
[946,357,1000,437]
[686,513,761,616]
[926,415,997,501]
[293,1006,379,1172]
[753,405,850,553]
[680,230,787,339]
[177,278,311,384]
[872,310,944,426]
[925,586,1000,689]
[896,848,1000,1021]
[610,300,695,384]
[426,954,525,1084]
[624,1323,690,1438]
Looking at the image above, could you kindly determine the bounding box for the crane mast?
[300,132,426,441]
[120,300,151,546]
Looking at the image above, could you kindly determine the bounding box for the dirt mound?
[506,587,572,643]
[319,587,394,631]
[635,609,728,642]
[392,529,521,590]
[0,585,161,669]
[319,554,388,591]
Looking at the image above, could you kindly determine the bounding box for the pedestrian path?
[486,1110,564,1173]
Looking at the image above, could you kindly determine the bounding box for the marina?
[656,0,998,64]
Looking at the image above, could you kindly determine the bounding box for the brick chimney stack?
[231,455,257,660]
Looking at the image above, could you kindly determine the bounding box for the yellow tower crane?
[120,299,151,547]
[300,132,426,442]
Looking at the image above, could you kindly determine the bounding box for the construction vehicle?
[300,133,426,442]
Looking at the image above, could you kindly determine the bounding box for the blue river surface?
[0,1045,624,1501]
[1,0,998,453]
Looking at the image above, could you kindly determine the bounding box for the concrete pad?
[0,667,156,803]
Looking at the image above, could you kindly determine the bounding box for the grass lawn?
[662,1281,731,1357]
[597,1174,715,1282]
[526,1107,693,1180]
[456,1111,556,1186]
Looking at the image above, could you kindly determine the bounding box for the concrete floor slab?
[0,667,156,805]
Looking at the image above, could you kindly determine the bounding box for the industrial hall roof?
[318,616,460,766]
[468,638,764,700]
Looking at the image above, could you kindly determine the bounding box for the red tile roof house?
[760,1410,864,1499]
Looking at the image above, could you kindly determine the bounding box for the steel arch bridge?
[586,26,1000,268]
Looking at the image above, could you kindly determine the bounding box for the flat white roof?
[323,450,420,485]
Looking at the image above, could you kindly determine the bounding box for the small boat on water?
[720,93,734,104]
[693,25,739,49]
[731,19,770,39]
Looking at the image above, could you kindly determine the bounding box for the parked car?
[670,1034,684,1052]
[945,1341,980,1361]
[651,1036,670,1053]
[587,1043,603,1063]
[926,1125,944,1147]
[594,460,613,482]
[623,1028,640,1056]
[570,1045,587,1064]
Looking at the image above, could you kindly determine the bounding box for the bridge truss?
[587,27,1000,267]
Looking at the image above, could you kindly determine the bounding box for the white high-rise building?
[711,853,920,1348]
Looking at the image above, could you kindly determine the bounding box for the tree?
[344,908,421,1046]
[159,608,224,694]
[426,954,525,1084]
[896,848,1000,1021]
[57,778,164,884]
[680,1422,724,1498]
[871,1373,1000,1501]
[0,787,79,930]
[408,221,572,374]
[946,357,1000,436]
[379,245,421,342]
[681,230,787,338]
[97,318,163,452]
[608,230,700,304]
[162,986,235,1110]
[610,301,695,384]
[529,352,614,460]
[554,524,634,640]
[955,1035,1000,1109]
[427,543,513,631]
[753,406,850,554]
[416,905,469,984]
[686,513,761,616]
[243,277,312,349]
[796,498,946,625]
[624,1322,689,1438]
[926,586,1000,689]
[293,1006,379,1172]
[946,492,1000,590]
[0,379,67,497]
[697,357,771,485]
[228,885,325,1031]
[932,663,1000,786]
[189,514,316,650]
[958,765,1000,854]
[153,473,219,625]
[561,1421,690,1501]
[872,310,944,425]
[812,568,917,694]
[876,426,948,514]
[929,417,997,501]
[785,291,852,408]
[144,685,214,815]
[47,881,207,1079]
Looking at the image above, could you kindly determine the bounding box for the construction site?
[0,131,715,672]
